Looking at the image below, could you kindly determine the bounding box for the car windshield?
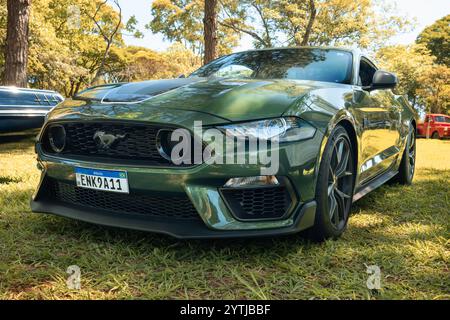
[434,116,450,123]
[190,48,353,84]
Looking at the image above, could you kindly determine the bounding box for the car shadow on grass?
[1,177,448,300]
[0,176,23,185]
[3,170,448,264]
[0,135,36,155]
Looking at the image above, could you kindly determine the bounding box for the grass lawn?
[0,135,448,300]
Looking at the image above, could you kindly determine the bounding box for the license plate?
[75,167,129,194]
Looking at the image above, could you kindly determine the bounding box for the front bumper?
[31,197,316,239]
[31,130,323,238]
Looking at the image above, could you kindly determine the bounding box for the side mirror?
[178,74,186,79]
[367,70,398,91]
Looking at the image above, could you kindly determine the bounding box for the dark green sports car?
[31,47,418,240]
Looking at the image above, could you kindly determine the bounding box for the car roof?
[231,46,357,55]
[428,114,449,117]
[0,86,61,95]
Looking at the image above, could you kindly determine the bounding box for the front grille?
[48,180,200,220]
[41,122,189,167]
[220,186,294,221]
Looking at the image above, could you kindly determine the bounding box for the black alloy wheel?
[394,123,416,185]
[327,135,354,230]
[407,126,416,180]
[308,125,355,241]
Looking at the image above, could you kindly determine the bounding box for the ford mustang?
[31,47,418,240]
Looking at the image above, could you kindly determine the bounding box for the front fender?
[283,88,361,194]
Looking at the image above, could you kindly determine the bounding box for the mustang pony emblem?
[93,131,127,150]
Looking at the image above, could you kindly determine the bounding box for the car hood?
[52,78,335,124]
[141,78,323,121]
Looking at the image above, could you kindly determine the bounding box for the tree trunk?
[301,0,317,46]
[74,77,83,95]
[3,0,32,87]
[203,0,218,65]
[89,0,122,86]
[91,41,112,85]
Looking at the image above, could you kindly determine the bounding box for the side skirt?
[352,170,398,202]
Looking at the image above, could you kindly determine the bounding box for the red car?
[417,114,450,139]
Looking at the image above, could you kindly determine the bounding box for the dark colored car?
[31,47,418,240]
[0,86,64,135]
[417,114,450,139]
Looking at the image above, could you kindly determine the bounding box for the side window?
[39,94,51,105]
[47,94,62,106]
[358,59,377,87]
[22,93,41,106]
[48,95,58,105]
[0,91,42,106]
[0,91,20,105]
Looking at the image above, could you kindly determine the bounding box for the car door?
[354,57,400,183]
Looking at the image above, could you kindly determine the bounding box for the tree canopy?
[377,44,449,114]
[417,14,450,67]
[0,0,200,96]
[0,0,447,115]
[148,0,412,52]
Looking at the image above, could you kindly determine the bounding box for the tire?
[393,124,416,185]
[308,125,355,242]
[431,131,440,139]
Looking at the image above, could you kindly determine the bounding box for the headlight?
[217,117,316,142]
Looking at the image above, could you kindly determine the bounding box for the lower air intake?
[220,184,296,221]
[47,179,200,220]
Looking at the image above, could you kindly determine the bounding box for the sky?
[121,0,450,52]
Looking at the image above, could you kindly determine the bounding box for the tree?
[218,0,274,48]
[3,0,32,87]
[0,0,201,95]
[0,0,7,78]
[89,0,123,85]
[218,0,411,49]
[377,44,450,115]
[417,15,450,67]
[376,44,435,108]
[162,42,200,76]
[418,65,450,114]
[27,0,126,95]
[109,43,200,82]
[203,0,218,64]
[148,0,241,58]
[301,0,317,45]
[149,0,411,58]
